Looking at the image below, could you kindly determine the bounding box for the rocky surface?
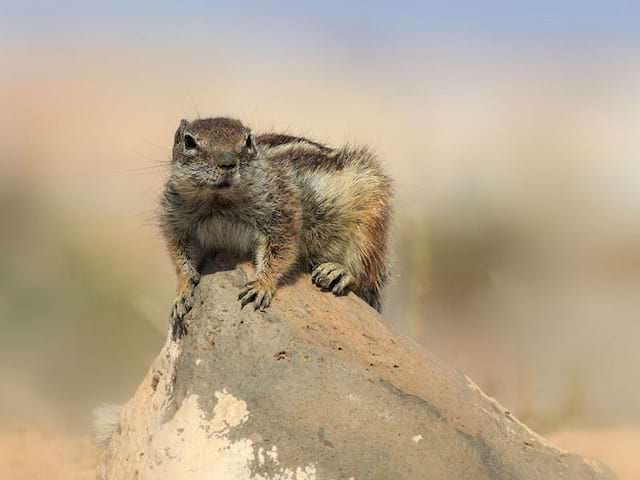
[97,255,615,479]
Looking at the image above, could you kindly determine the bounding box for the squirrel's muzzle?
[215,152,238,170]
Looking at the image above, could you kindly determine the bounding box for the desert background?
[1,2,639,478]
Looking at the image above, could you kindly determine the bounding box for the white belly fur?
[196,216,257,257]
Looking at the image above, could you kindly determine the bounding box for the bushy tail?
[357,263,388,313]
[357,287,383,313]
[93,403,122,450]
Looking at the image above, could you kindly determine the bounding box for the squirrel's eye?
[245,134,254,149]
[184,133,198,150]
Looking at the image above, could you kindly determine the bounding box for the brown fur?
[160,117,393,338]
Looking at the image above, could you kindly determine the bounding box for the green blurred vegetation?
[0,184,164,430]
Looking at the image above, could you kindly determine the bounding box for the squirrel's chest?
[195,216,258,256]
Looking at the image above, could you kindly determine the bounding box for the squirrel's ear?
[174,119,189,145]
[245,133,257,152]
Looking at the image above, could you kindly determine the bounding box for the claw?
[189,273,201,288]
[238,280,274,310]
[257,290,273,310]
[325,269,344,288]
[312,263,338,285]
[254,290,266,310]
[170,279,198,340]
[312,262,354,296]
[238,280,256,300]
[239,289,256,308]
[331,273,354,295]
[171,315,188,339]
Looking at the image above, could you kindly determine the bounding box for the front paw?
[170,285,198,339]
[238,279,274,311]
[312,262,354,295]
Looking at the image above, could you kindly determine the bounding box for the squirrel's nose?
[216,153,238,170]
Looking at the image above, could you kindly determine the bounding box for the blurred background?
[1,1,640,478]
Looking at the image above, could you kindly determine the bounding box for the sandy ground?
[0,427,638,479]
[0,429,96,480]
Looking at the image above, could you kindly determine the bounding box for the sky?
[2,1,639,56]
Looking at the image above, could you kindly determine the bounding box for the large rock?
[97,256,614,480]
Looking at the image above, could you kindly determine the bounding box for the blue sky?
[3,1,639,51]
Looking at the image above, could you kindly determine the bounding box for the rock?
[97,255,615,480]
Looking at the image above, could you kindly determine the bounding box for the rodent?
[160,117,393,338]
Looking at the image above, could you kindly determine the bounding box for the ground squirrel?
[160,117,392,338]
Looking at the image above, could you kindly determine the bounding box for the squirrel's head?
[171,117,258,191]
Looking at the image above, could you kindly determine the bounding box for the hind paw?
[311,262,354,295]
